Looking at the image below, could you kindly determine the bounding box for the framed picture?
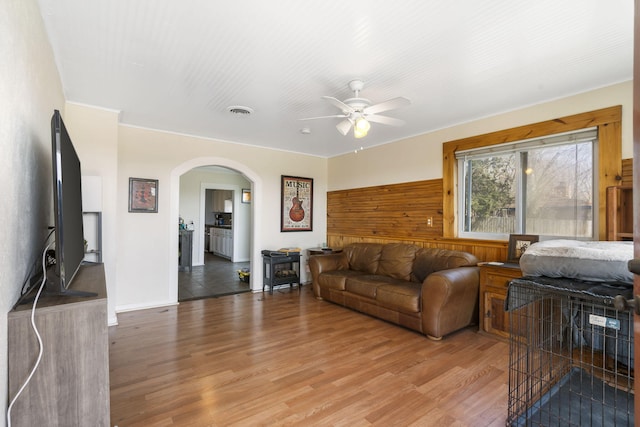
[281,175,313,232]
[128,178,158,213]
[507,234,539,263]
[241,188,251,204]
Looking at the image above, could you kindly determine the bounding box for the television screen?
[50,109,85,292]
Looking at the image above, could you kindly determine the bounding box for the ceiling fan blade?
[366,114,406,126]
[336,119,352,136]
[364,97,410,115]
[299,114,347,121]
[322,96,355,114]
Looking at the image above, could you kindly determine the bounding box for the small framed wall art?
[128,177,158,213]
[241,188,251,204]
[281,175,313,232]
[507,234,539,263]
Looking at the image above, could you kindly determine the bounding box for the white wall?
[64,103,120,325]
[0,0,65,423]
[114,124,328,312]
[328,81,633,190]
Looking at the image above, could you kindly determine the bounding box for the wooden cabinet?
[211,227,232,259]
[479,263,522,339]
[222,229,232,258]
[212,190,233,213]
[8,264,109,427]
[606,185,632,241]
[179,229,193,271]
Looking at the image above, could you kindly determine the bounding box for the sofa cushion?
[376,243,418,281]
[412,248,478,283]
[317,270,367,291]
[345,275,396,298]
[376,282,422,314]
[345,243,383,274]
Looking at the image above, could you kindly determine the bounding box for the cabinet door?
[223,230,233,257]
[216,229,224,254]
[483,290,510,339]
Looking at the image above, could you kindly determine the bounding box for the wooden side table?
[478,262,522,339]
[307,247,342,257]
[304,248,342,285]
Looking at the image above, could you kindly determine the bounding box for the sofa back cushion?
[411,248,478,283]
[376,243,418,281]
[344,243,384,274]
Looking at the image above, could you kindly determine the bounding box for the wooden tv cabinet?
[8,263,110,427]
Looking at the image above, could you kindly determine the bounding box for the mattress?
[519,240,634,284]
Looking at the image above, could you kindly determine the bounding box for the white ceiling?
[36,0,633,158]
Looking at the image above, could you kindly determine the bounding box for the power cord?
[19,228,55,296]
[6,241,52,427]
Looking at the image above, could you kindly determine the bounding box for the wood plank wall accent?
[442,106,623,240]
[622,158,633,186]
[326,233,508,263]
[327,180,443,240]
[326,180,508,262]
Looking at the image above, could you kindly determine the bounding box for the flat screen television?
[47,110,94,296]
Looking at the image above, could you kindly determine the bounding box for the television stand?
[8,263,110,426]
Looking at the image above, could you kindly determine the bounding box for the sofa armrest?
[421,266,479,339]
[309,253,348,297]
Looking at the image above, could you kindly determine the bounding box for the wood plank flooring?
[109,285,509,426]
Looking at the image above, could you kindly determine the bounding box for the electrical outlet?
[427,217,433,227]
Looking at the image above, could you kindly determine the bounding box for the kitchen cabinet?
[179,229,193,272]
[222,229,232,258]
[212,190,233,213]
[210,227,233,259]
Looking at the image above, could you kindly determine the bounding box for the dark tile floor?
[178,252,251,301]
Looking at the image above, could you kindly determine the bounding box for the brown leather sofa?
[308,242,479,340]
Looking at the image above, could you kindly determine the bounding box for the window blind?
[454,128,597,160]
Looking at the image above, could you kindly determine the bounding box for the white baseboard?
[115,300,179,314]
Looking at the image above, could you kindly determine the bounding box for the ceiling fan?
[300,80,410,138]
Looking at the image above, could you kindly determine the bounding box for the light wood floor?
[109,285,509,426]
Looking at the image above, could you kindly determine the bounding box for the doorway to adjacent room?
[177,164,253,301]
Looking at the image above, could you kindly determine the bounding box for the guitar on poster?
[282,176,313,231]
[289,184,305,222]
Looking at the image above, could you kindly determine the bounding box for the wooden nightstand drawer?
[484,272,513,289]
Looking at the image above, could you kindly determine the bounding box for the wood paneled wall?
[622,158,633,186]
[327,180,443,240]
[326,179,508,262]
[326,233,508,263]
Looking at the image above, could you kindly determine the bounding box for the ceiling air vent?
[227,106,254,115]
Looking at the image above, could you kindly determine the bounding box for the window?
[456,129,597,240]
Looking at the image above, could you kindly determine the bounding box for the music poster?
[281,175,313,232]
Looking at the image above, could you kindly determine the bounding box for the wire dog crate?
[506,277,634,426]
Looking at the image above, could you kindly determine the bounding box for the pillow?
[519,239,634,284]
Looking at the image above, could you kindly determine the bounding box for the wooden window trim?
[442,106,622,240]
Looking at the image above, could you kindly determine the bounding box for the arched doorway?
[169,157,263,303]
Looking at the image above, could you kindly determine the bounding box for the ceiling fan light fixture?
[354,117,370,138]
[354,127,367,139]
